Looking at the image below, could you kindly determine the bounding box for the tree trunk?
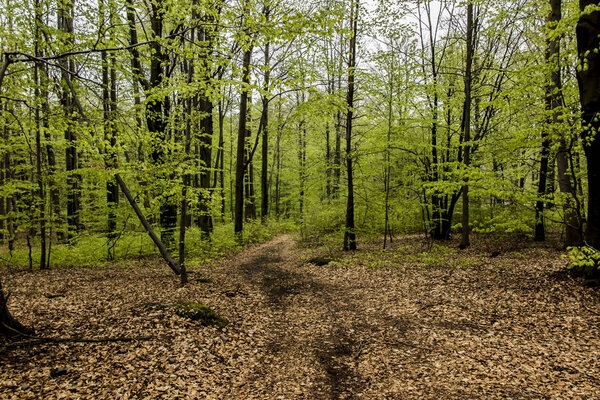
[343,0,358,251]
[297,90,306,227]
[576,0,600,249]
[215,101,226,221]
[34,1,47,269]
[0,280,33,336]
[2,113,14,252]
[460,1,474,249]
[58,0,81,240]
[101,0,119,258]
[545,0,582,246]
[115,174,180,275]
[197,95,214,235]
[244,93,257,221]
[260,6,271,222]
[273,105,282,219]
[147,0,176,248]
[234,42,252,237]
[178,91,193,286]
[332,37,343,198]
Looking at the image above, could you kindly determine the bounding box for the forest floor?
[1,233,600,399]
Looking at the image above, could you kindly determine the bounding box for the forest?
[1,0,600,398]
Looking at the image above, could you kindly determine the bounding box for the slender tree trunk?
[343,0,358,251]
[34,0,47,269]
[2,112,14,252]
[332,36,343,198]
[229,100,235,220]
[197,95,214,235]
[115,174,180,275]
[273,105,282,219]
[543,0,582,246]
[147,1,176,248]
[244,93,257,221]
[557,139,583,245]
[325,120,332,199]
[58,0,80,240]
[460,1,474,248]
[576,0,600,248]
[101,0,119,258]
[534,121,551,241]
[234,40,253,236]
[178,91,193,286]
[108,16,119,239]
[126,0,151,216]
[383,72,393,250]
[215,101,226,221]
[535,0,562,242]
[0,160,4,244]
[260,25,271,222]
[297,90,306,227]
[179,176,188,285]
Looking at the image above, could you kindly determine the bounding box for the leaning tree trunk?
[576,0,600,249]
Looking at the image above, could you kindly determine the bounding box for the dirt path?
[222,234,368,398]
[2,233,600,399]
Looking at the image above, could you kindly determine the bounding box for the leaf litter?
[1,233,599,399]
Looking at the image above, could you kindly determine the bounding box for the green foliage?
[404,244,457,268]
[566,246,600,278]
[300,201,345,244]
[470,206,536,234]
[0,0,591,262]
[0,219,296,270]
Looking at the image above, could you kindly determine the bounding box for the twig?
[2,335,153,349]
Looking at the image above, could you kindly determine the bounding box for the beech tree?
[576,0,600,249]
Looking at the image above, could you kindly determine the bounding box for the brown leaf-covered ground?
[1,233,600,399]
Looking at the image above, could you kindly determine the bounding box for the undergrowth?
[0,219,297,270]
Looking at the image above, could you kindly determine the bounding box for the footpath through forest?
[1,234,600,399]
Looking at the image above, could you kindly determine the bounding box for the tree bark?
[576,0,600,249]
[101,0,119,258]
[460,1,474,248]
[115,174,180,275]
[343,0,358,251]
[235,42,252,236]
[260,19,271,223]
[545,0,582,246]
[0,280,33,336]
[34,0,47,269]
[197,95,214,235]
[58,0,81,239]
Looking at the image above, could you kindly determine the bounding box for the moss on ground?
[175,302,228,327]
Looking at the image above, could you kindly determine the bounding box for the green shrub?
[566,246,600,279]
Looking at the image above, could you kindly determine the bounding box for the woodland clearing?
[1,234,599,399]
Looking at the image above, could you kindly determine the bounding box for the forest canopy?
[0,0,599,270]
